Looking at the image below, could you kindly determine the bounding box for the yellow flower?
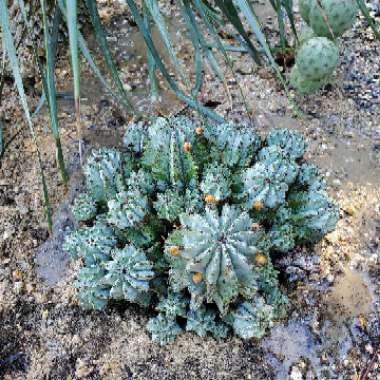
[195,127,204,136]
[192,272,203,284]
[205,194,217,204]
[253,200,264,211]
[168,246,180,257]
[255,253,267,266]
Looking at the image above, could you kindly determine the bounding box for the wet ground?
[1,1,380,379]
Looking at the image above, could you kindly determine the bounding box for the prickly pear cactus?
[309,0,358,39]
[289,64,327,94]
[296,37,339,81]
[299,0,312,24]
[293,0,358,94]
[298,25,316,45]
[64,117,339,344]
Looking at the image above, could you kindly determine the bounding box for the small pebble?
[365,343,374,354]
[290,366,303,380]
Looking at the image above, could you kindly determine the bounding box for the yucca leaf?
[356,0,380,40]
[282,0,298,40]
[192,0,253,120]
[30,4,62,119]
[214,0,262,65]
[0,34,7,102]
[178,0,203,96]
[0,0,52,230]
[77,33,131,106]
[143,2,160,99]
[181,0,224,86]
[17,1,53,121]
[50,5,62,68]
[144,0,187,84]
[0,119,4,158]
[270,0,287,49]
[234,0,286,85]
[66,0,83,162]
[84,0,135,111]
[125,0,225,123]
[32,93,46,117]
[40,0,68,184]
[185,0,235,109]
[198,0,222,23]
[57,0,138,113]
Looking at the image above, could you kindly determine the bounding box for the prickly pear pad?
[309,0,358,39]
[64,117,339,344]
[296,37,339,81]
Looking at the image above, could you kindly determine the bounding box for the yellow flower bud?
[253,200,264,211]
[168,246,180,257]
[192,272,203,284]
[183,142,192,152]
[205,194,217,204]
[255,253,267,266]
[195,127,204,136]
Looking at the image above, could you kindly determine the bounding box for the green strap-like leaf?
[0,119,4,158]
[181,0,223,85]
[125,0,225,123]
[0,0,52,230]
[178,0,207,95]
[356,0,380,41]
[144,0,187,83]
[234,0,286,88]
[282,0,298,41]
[270,0,287,49]
[143,2,160,99]
[40,0,68,183]
[193,0,253,121]
[66,0,83,162]
[214,0,262,65]
[57,0,140,113]
[85,0,135,111]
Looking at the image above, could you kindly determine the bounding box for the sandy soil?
[0,2,379,379]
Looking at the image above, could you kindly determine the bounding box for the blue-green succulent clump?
[64,117,339,345]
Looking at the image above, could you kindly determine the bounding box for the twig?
[359,346,379,380]
[315,0,336,39]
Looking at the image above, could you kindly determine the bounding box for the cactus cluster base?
[64,117,339,344]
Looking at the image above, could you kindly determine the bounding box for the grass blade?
[144,0,187,83]
[234,0,285,84]
[57,0,138,114]
[193,0,253,121]
[214,0,262,65]
[84,0,135,111]
[143,2,160,100]
[356,0,380,40]
[125,0,225,123]
[0,0,52,230]
[282,0,298,40]
[66,0,83,162]
[0,119,3,158]
[181,0,224,84]
[41,0,69,184]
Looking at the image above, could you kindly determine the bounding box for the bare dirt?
[1,2,379,379]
